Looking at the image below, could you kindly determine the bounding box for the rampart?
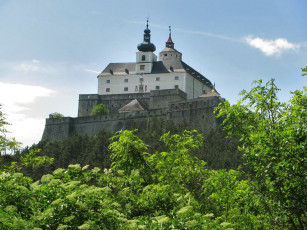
[42,89,223,141]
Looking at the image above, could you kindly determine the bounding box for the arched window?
[142,55,146,61]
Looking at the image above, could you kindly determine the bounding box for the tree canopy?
[91,103,109,116]
[50,112,64,118]
[1,76,306,229]
[0,104,20,155]
[216,79,306,229]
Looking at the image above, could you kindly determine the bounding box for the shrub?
[91,103,109,116]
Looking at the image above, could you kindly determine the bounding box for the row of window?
[105,76,179,83]
[105,85,179,92]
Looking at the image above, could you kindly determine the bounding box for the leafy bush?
[0,130,274,229]
[50,112,64,118]
[91,103,109,116]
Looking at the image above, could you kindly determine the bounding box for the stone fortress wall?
[42,89,223,141]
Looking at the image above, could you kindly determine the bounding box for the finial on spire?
[165,25,174,49]
[137,18,156,52]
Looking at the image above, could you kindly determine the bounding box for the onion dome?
[137,20,156,52]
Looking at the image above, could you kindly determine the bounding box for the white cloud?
[85,68,101,74]
[13,59,55,75]
[0,82,56,112]
[17,63,39,72]
[245,36,298,56]
[0,82,57,147]
[32,59,40,64]
[126,20,239,42]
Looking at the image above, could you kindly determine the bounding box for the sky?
[0,0,306,147]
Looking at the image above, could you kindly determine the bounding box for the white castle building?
[97,21,214,99]
[42,21,222,141]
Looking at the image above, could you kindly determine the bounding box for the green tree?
[216,79,306,229]
[302,66,307,76]
[91,103,109,116]
[0,104,19,155]
[50,112,64,118]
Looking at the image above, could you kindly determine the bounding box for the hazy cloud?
[245,36,298,56]
[0,82,57,146]
[126,20,238,42]
[85,68,101,74]
[14,59,55,74]
[0,82,56,112]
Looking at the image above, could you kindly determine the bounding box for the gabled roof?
[98,60,214,89]
[100,63,136,75]
[118,99,148,113]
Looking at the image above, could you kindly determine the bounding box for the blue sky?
[0,0,306,147]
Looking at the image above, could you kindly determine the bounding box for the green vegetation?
[0,76,306,229]
[0,104,20,155]
[0,130,270,229]
[91,103,109,116]
[50,112,64,118]
[302,66,307,76]
[216,79,306,229]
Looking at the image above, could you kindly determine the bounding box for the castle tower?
[135,20,157,74]
[159,26,182,61]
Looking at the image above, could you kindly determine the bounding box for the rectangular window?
[155,86,160,90]
[106,88,110,92]
[175,76,179,80]
[139,85,144,91]
[106,79,110,83]
[174,85,179,89]
[156,77,160,81]
[124,87,128,91]
[124,79,128,82]
[140,78,144,82]
[140,65,145,71]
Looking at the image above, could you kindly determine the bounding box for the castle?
[42,22,224,141]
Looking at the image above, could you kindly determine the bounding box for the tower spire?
[137,19,156,52]
[166,25,174,49]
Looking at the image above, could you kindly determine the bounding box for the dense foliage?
[0,104,19,155]
[15,119,241,181]
[50,112,64,118]
[0,78,306,229]
[1,130,270,229]
[216,79,307,229]
[91,103,109,116]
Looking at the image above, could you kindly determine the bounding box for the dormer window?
[142,55,146,61]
